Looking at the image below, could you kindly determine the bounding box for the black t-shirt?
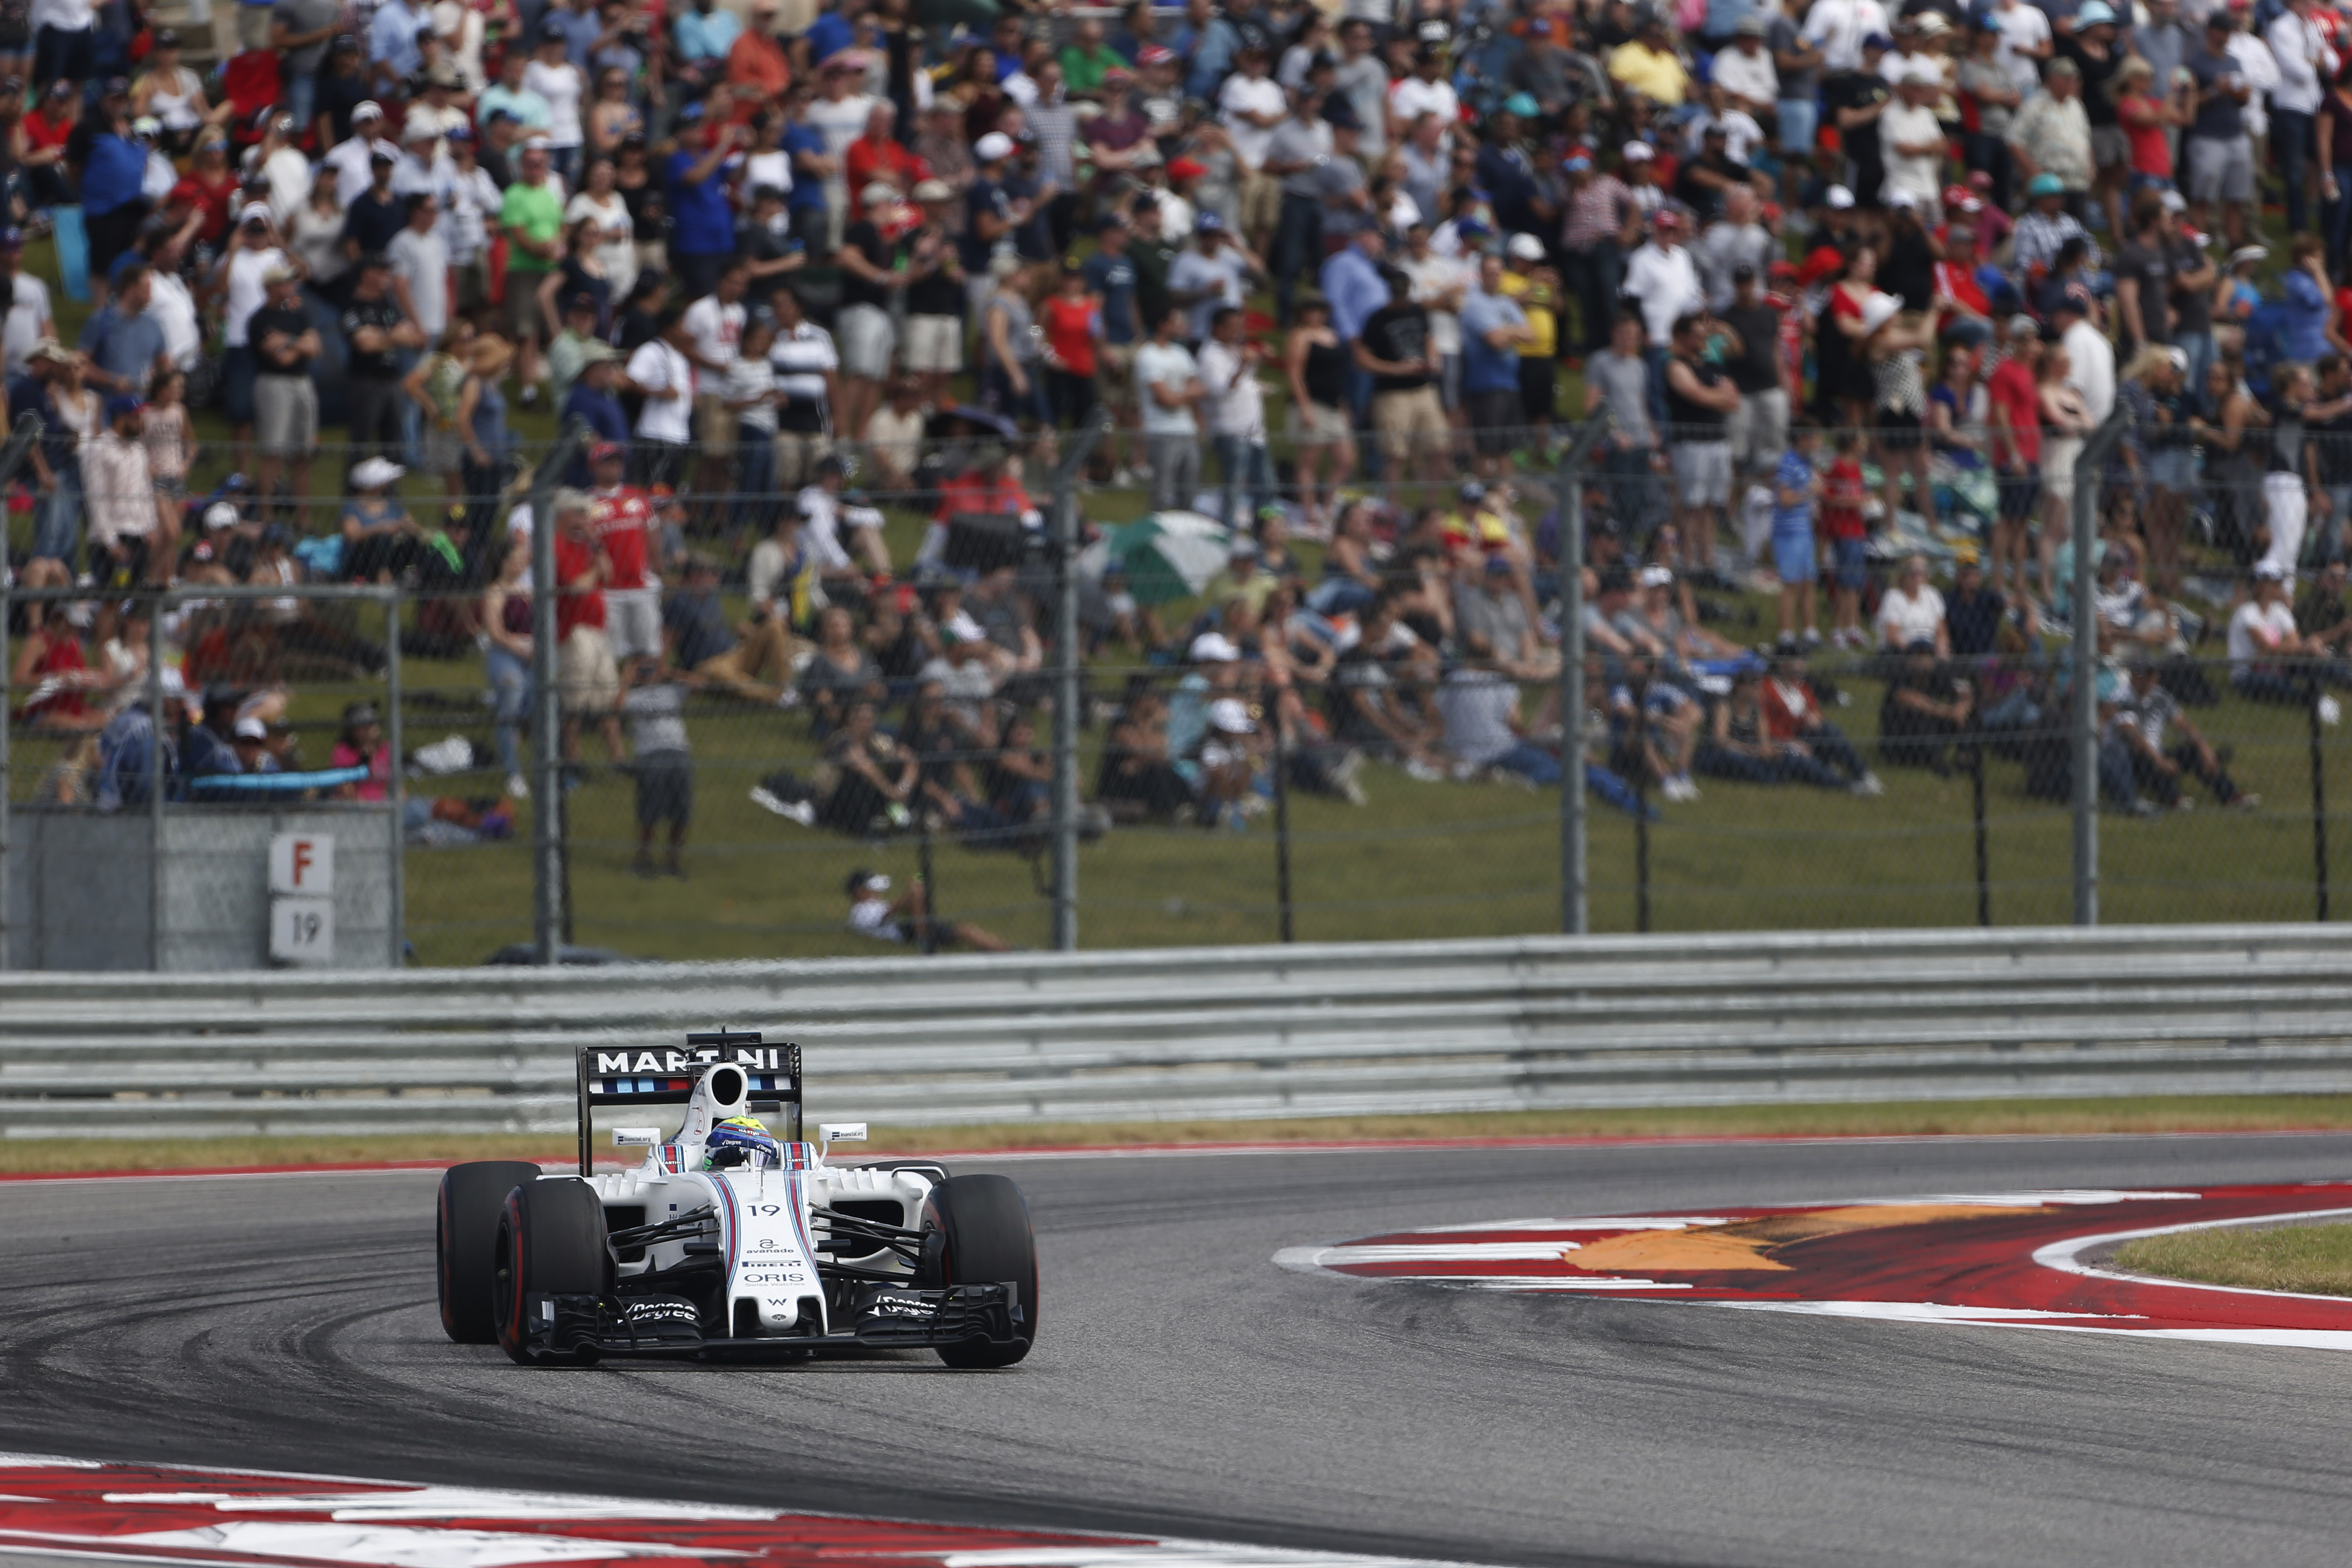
[339,295,406,379]
[1881,226,1936,312]
[342,188,405,257]
[735,219,794,310]
[1826,74,1889,204]
[2166,235,2213,336]
[1718,303,1781,394]
[839,219,897,310]
[904,228,963,317]
[1947,585,2004,657]
[2055,34,2124,127]
[250,304,314,374]
[1881,663,1960,738]
[2112,239,2171,348]
[961,175,1011,274]
[1672,152,1751,224]
[317,70,370,147]
[1132,236,1180,334]
[1360,302,1434,393]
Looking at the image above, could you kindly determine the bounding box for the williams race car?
[434,1031,1036,1367]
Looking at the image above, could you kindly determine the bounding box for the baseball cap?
[1638,564,1674,588]
[353,99,383,120]
[104,393,143,421]
[2257,560,2292,581]
[1189,631,1243,663]
[1166,155,1207,180]
[1506,232,1545,260]
[974,131,1014,162]
[589,440,625,464]
[911,177,952,201]
[234,715,269,741]
[859,181,897,206]
[846,868,892,896]
[1622,140,1654,162]
[204,501,241,531]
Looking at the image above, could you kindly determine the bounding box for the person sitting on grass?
[2230,562,2326,706]
[1695,668,1859,790]
[1879,640,1973,774]
[2116,652,2253,811]
[845,869,1011,951]
[1608,652,1703,803]
[1762,656,1881,794]
[621,655,694,878]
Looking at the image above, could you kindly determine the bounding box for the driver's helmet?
[702,1115,781,1170]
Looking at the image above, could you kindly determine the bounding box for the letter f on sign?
[291,840,314,887]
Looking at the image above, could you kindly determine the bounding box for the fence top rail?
[0,924,2342,994]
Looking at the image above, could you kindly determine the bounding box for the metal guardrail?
[11,925,2352,1136]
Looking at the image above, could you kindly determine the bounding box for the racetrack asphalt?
[9,1133,2352,1568]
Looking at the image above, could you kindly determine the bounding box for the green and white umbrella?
[1083,510,1235,607]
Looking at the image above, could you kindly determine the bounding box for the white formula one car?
[434,1031,1036,1367]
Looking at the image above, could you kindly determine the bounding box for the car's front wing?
[510,1283,1024,1361]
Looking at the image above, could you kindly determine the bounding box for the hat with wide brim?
[1860,290,1902,334]
[350,457,405,490]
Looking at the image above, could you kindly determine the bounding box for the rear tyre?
[921,1174,1038,1368]
[436,1160,542,1344]
[491,1177,610,1365]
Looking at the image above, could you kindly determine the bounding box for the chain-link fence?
[8,417,2352,966]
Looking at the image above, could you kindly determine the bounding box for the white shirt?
[804,93,876,162]
[1879,100,1945,204]
[1877,583,1947,649]
[2266,9,2337,116]
[3,271,51,379]
[144,270,200,371]
[1398,251,1467,356]
[2229,30,2281,137]
[1801,0,1890,74]
[1711,41,1778,104]
[2062,316,2116,424]
[524,58,584,148]
[742,148,793,204]
[223,247,286,347]
[1991,0,2052,97]
[625,338,695,443]
[438,162,503,263]
[1388,75,1460,144]
[1687,107,1765,165]
[797,484,851,571]
[326,134,402,206]
[1218,73,1286,170]
[1135,339,1200,436]
[1196,339,1264,441]
[261,146,314,225]
[681,295,745,396]
[2229,598,2300,667]
[29,0,92,32]
[1622,241,1705,347]
[387,225,450,338]
[724,355,777,433]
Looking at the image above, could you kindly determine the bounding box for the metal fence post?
[1557,412,1610,937]
[2071,405,2132,926]
[1049,412,1109,953]
[0,413,43,972]
[531,420,589,965]
[1272,705,1294,942]
[147,593,166,972]
[384,591,404,965]
[2313,682,2331,922]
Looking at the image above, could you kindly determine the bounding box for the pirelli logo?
[594,1048,791,1073]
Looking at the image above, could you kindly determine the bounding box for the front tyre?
[491,1177,610,1364]
[437,1160,543,1343]
[921,1174,1039,1368]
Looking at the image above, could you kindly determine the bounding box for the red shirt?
[1932,260,1989,322]
[21,108,69,156]
[590,485,652,591]
[845,135,921,201]
[170,171,236,247]
[1821,457,1867,540]
[2117,93,2172,178]
[1040,294,1098,378]
[553,530,607,634]
[932,469,1031,523]
[1986,358,2043,467]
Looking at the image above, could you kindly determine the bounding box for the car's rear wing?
[575,1031,802,1173]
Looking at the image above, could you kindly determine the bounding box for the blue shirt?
[561,384,630,484]
[1082,250,1139,343]
[1458,288,1525,395]
[1772,449,1814,536]
[2286,269,2329,362]
[79,134,147,216]
[1176,16,1239,99]
[803,8,851,64]
[783,123,827,211]
[77,305,166,392]
[368,0,425,78]
[674,4,742,59]
[1318,245,1388,342]
[545,4,602,69]
[666,148,735,256]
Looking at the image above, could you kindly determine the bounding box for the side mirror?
[612,1127,664,1147]
[819,1122,868,1156]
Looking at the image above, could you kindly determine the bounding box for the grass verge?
[10,1094,2352,1173]
[2112,1221,2352,1297]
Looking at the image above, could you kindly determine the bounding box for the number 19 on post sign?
[270,897,335,964]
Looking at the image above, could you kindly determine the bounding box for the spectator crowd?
[18,0,2352,945]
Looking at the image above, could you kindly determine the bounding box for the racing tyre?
[491,1177,610,1365]
[436,1160,542,1344]
[921,1174,1038,1368]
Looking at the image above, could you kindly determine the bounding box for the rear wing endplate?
[575,1031,803,1173]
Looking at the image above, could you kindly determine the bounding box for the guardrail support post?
[147,592,166,971]
[1557,413,1609,936]
[1049,412,1108,953]
[384,590,404,965]
[2313,683,2330,922]
[531,420,589,965]
[2071,405,2132,926]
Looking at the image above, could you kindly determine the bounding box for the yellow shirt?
[1605,41,1690,107]
[1499,270,1558,360]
